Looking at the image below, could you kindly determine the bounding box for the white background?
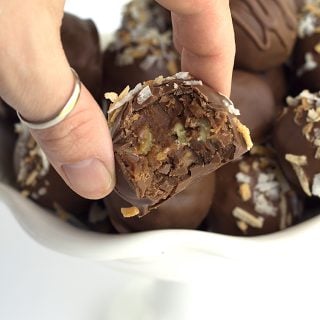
[1,1,320,319]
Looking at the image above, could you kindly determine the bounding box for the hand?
[156,0,235,96]
[0,0,115,199]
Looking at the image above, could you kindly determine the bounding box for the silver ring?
[17,68,81,130]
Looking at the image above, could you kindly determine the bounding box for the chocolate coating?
[104,173,215,232]
[14,125,92,215]
[0,120,16,185]
[231,70,277,143]
[106,73,252,216]
[61,13,102,101]
[261,67,289,104]
[207,146,303,236]
[272,90,320,199]
[292,2,320,92]
[231,0,297,72]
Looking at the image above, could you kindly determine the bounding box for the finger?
[156,0,235,96]
[0,1,115,199]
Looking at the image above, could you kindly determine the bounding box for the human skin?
[0,0,234,199]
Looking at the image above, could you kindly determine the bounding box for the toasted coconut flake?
[291,163,312,196]
[108,83,143,114]
[236,220,248,233]
[307,108,320,122]
[104,92,119,103]
[233,118,253,150]
[302,122,314,140]
[285,154,308,166]
[239,183,251,201]
[137,85,153,104]
[175,71,190,80]
[183,80,203,86]
[121,206,140,218]
[312,173,320,197]
[315,147,320,159]
[232,207,264,228]
[236,172,251,184]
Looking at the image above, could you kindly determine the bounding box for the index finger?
[156,0,235,96]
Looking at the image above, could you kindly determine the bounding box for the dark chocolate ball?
[231,0,297,72]
[272,90,320,199]
[61,13,103,101]
[231,70,277,143]
[104,173,215,232]
[14,124,92,215]
[260,67,289,104]
[207,145,303,236]
[105,72,252,215]
[292,2,320,92]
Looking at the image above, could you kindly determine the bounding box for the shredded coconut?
[137,85,153,104]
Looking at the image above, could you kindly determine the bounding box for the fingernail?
[62,158,114,199]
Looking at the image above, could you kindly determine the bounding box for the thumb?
[0,2,115,199]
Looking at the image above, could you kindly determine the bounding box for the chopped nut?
[232,207,264,229]
[121,206,140,218]
[197,119,211,141]
[173,122,188,145]
[285,154,308,166]
[233,118,253,150]
[137,127,153,155]
[239,183,252,201]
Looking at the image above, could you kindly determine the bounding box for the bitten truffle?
[292,1,320,92]
[105,72,252,216]
[231,0,297,72]
[273,90,320,199]
[104,173,215,232]
[231,70,277,143]
[207,145,303,236]
[14,124,92,215]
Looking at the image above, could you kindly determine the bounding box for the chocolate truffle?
[273,90,320,199]
[14,124,92,215]
[231,70,277,143]
[292,1,320,92]
[231,0,297,72]
[61,13,103,101]
[102,3,179,94]
[105,72,252,216]
[104,173,215,232]
[207,145,303,236]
